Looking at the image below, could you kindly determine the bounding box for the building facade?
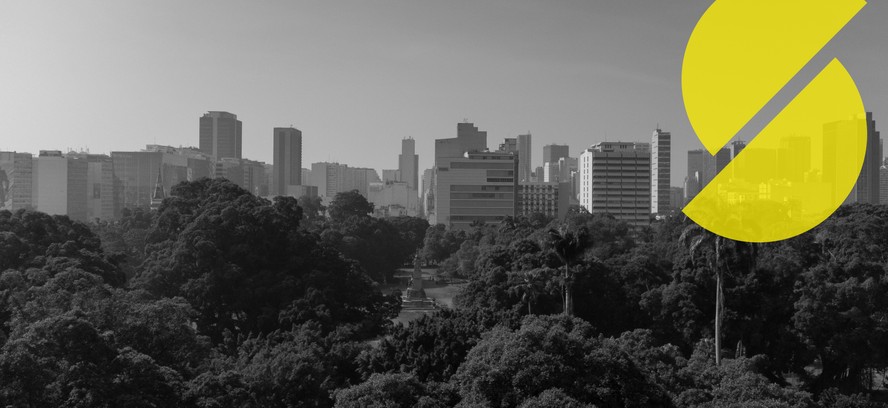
[273,127,302,196]
[651,129,671,215]
[579,142,651,227]
[399,137,419,191]
[517,133,532,182]
[518,181,570,220]
[199,111,243,160]
[0,151,33,211]
[434,151,518,229]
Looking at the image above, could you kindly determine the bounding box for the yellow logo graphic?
[682,0,868,243]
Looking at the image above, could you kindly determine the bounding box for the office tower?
[670,186,685,210]
[857,113,881,204]
[579,142,651,226]
[31,151,88,222]
[112,145,213,215]
[731,140,746,159]
[651,129,671,215]
[824,112,881,204]
[399,137,419,190]
[880,164,888,204]
[199,111,243,160]
[273,127,302,196]
[434,151,517,229]
[518,181,570,220]
[309,162,380,203]
[67,153,115,222]
[543,144,570,165]
[216,158,269,196]
[686,150,707,202]
[685,147,731,203]
[434,122,487,165]
[0,151,33,211]
[777,136,812,183]
[498,138,517,154]
[301,168,311,185]
[517,133,532,182]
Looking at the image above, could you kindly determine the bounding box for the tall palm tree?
[547,225,591,316]
[680,223,755,366]
[508,269,549,315]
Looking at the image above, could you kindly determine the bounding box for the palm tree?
[680,223,754,366]
[547,225,591,316]
[508,269,549,315]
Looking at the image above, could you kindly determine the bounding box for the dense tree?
[328,190,374,221]
[546,224,591,316]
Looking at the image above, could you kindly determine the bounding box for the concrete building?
[856,112,881,204]
[199,111,242,160]
[66,153,116,222]
[434,122,487,164]
[398,137,419,191]
[382,169,400,184]
[824,112,882,205]
[517,133,532,182]
[32,151,88,222]
[272,127,302,196]
[309,162,381,203]
[0,151,33,211]
[543,144,570,166]
[369,181,420,217]
[880,163,888,205]
[433,150,518,229]
[670,186,685,211]
[421,168,434,218]
[651,129,671,215]
[579,142,651,227]
[498,138,517,154]
[685,147,731,203]
[112,145,213,215]
[518,181,570,220]
[216,158,269,196]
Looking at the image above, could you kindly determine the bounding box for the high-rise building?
[856,112,881,204]
[434,151,517,229]
[309,162,381,203]
[273,127,302,196]
[651,129,671,215]
[216,158,269,196]
[31,151,88,222]
[112,145,213,215]
[880,163,888,205]
[434,122,487,165]
[65,153,115,222]
[543,144,570,165]
[670,187,685,210]
[685,147,730,203]
[199,111,243,160]
[0,151,33,211]
[518,181,570,220]
[517,133,532,182]
[730,140,746,159]
[824,112,881,205]
[579,142,651,227]
[498,138,517,154]
[399,137,419,191]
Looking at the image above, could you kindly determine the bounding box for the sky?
[2,0,888,187]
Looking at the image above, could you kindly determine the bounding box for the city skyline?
[4,1,888,187]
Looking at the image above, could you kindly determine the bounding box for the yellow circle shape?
[682,0,868,243]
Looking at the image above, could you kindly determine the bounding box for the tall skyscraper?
[579,142,651,226]
[856,112,881,204]
[399,137,419,191]
[651,129,671,215]
[273,127,302,196]
[517,133,532,182]
[199,111,243,160]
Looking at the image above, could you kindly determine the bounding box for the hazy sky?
[2,1,887,187]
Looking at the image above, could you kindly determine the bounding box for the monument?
[401,253,437,309]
